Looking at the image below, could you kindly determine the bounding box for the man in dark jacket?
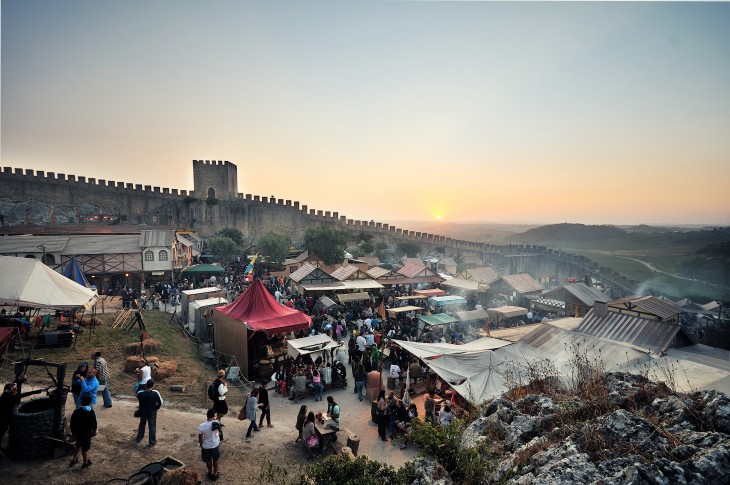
[69,394,97,469]
[258,381,272,428]
[135,379,163,447]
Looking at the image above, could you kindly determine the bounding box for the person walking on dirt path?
[258,381,273,428]
[69,394,97,470]
[199,408,222,481]
[244,387,260,438]
[210,370,228,440]
[92,351,113,408]
[135,379,163,447]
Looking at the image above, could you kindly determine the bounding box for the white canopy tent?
[287,334,339,359]
[0,255,98,309]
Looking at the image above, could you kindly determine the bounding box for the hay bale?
[125,343,140,355]
[159,467,200,485]
[123,356,145,373]
[123,355,161,374]
[143,338,163,354]
[152,360,178,382]
[124,338,163,355]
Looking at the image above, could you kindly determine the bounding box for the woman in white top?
[135,359,151,393]
[213,370,228,420]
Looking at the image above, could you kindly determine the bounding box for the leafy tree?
[395,240,421,258]
[216,227,244,246]
[303,226,349,265]
[359,240,375,255]
[356,231,374,243]
[256,231,292,264]
[454,251,468,273]
[375,241,388,251]
[435,246,446,256]
[207,236,239,263]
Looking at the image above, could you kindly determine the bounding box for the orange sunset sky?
[2,2,729,226]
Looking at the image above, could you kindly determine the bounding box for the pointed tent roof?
[63,255,91,288]
[214,280,311,337]
[0,255,98,309]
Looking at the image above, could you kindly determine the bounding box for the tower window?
[145,250,154,261]
[207,187,216,199]
[159,250,168,261]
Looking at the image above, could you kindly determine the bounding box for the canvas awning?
[413,289,446,297]
[418,314,458,326]
[300,280,384,292]
[317,296,340,309]
[428,295,467,307]
[387,305,422,315]
[440,279,480,292]
[0,255,98,309]
[395,295,428,301]
[456,308,489,323]
[394,337,512,360]
[181,264,225,274]
[336,292,371,303]
[487,306,528,319]
[287,334,339,359]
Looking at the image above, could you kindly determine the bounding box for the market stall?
[417,313,458,340]
[213,280,311,380]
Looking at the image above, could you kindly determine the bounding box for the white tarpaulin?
[0,255,98,309]
[395,337,512,360]
[287,334,339,359]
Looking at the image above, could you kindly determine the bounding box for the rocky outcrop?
[452,373,730,485]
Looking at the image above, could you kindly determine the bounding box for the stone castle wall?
[0,163,635,297]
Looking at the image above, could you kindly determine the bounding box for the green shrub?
[302,454,422,485]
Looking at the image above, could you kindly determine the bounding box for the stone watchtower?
[192,160,238,201]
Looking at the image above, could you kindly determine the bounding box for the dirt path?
[3,368,417,485]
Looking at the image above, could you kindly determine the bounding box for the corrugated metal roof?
[542,283,607,307]
[461,267,499,284]
[577,308,693,354]
[498,273,544,294]
[0,235,69,253]
[140,230,175,247]
[64,235,141,254]
[608,295,682,320]
[518,324,650,371]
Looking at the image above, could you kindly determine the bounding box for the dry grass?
[152,360,178,382]
[0,307,215,410]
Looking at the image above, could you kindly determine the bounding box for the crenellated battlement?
[0,161,634,295]
[0,166,190,197]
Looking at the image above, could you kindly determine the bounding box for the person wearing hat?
[71,362,89,409]
[135,379,163,447]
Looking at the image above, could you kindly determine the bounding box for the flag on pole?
[244,253,259,275]
[378,301,386,321]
